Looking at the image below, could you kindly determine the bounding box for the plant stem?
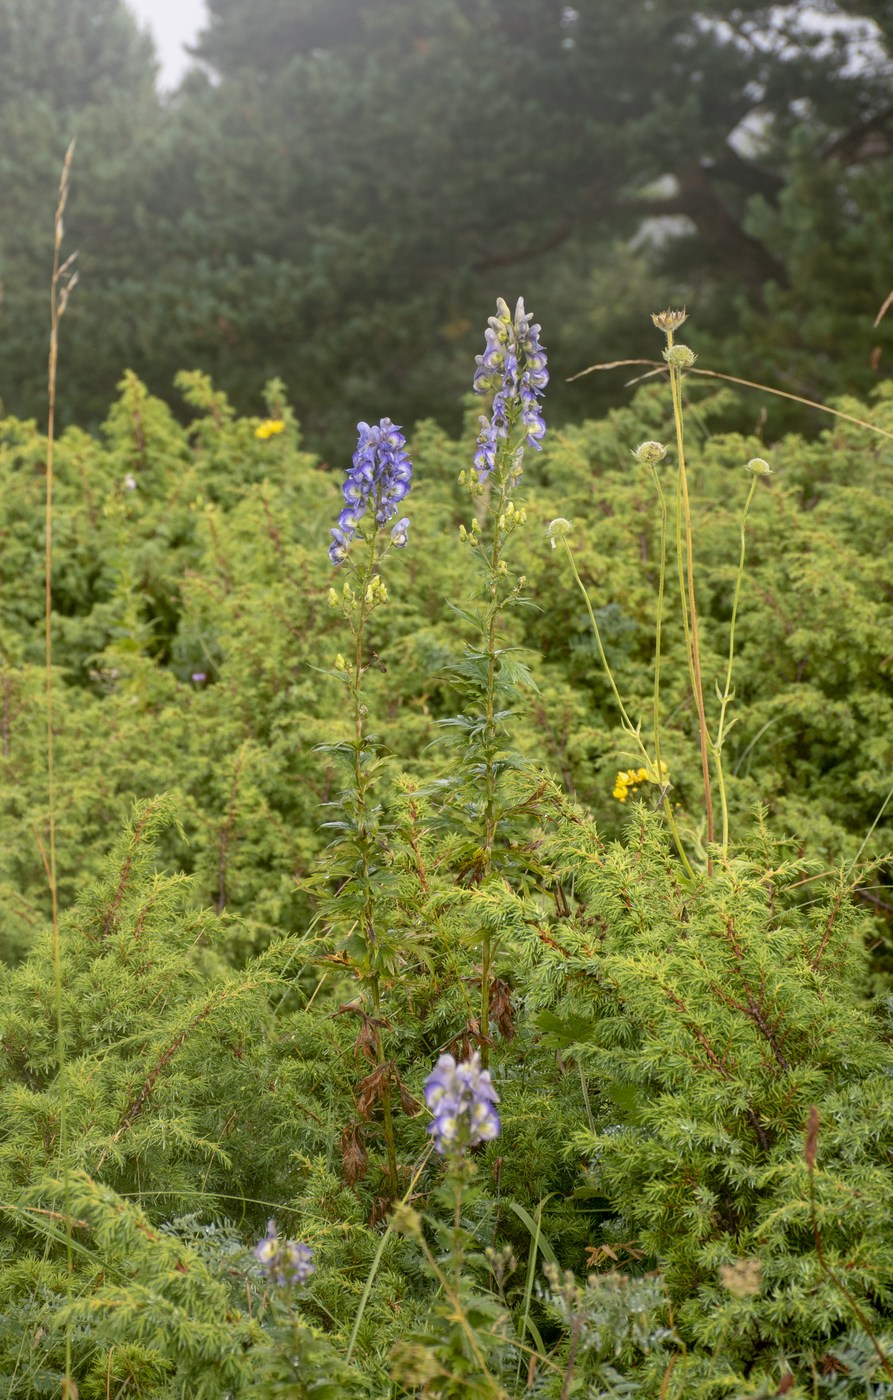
[478,488,509,1067]
[714,473,758,856]
[352,537,399,1198]
[558,536,693,878]
[666,331,714,869]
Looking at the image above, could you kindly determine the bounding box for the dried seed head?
[652,307,688,334]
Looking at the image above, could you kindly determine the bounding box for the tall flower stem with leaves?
[456,298,547,1067]
[322,419,412,1199]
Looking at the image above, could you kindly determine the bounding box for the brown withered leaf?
[353,1016,378,1064]
[586,1242,645,1271]
[356,1065,390,1119]
[805,1104,819,1171]
[489,978,515,1040]
[340,1121,369,1185]
[369,1195,391,1228]
[397,1075,421,1117]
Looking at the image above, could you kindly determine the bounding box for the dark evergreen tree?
[0,0,162,426]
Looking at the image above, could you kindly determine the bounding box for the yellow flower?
[256,418,285,440]
[612,764,667,803]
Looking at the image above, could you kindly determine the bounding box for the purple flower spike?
[254,1219,315,1287]
[423,1051,501,1154]
[328,418,413,564]
[472,297,548,482]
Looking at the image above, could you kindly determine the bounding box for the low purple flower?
[472,297,548,483]
[329,418,413,565]
[253,1219,315,1287]
[423,1051,500,1154]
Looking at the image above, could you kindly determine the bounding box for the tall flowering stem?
[460,297,547,1066]
[324,419,412,1199]
[655,310,715,871]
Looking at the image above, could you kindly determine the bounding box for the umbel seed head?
[652,307,688,334]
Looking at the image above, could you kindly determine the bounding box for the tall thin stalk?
[663,325,714,866]
[47,138,78,1398]
[554,530,693,879]
[714,466,763,856]
[350,536,399,1197]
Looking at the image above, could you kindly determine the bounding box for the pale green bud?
[496,559,508,575]
[458,523,467,541]
[458,469,467,485]
[547,517,573,549]
[633,440,667,465]
[327,588,339,607]
[335,653,347,671]
[663,344,697,369]
[746,457,772,476]
[391,1204,422,1238]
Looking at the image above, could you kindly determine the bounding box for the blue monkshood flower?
[329,418,413,565]
[472,297,548,482]
[254,1219,315,1287]
[423,1051,500,1154]
[390,517,410,548]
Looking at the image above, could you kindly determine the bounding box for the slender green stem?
[417,1232,503,1383]
[714,473,758,856]
[351,536,399,1198]
[559,538,642,742]
[345,1143,434,1365]
[558,536,694,878]
[648,462,669,791]
[848,780,893,879]
[666,331,714,869]
[477,475,512,1067]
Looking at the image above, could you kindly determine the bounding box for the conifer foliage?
[0,302,892,1393]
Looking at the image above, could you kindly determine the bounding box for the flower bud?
[746,457,772,476]
[327,588,339,607]
[335,654,347,671]
[547,517,573,549]
[663,344,696,369]
[391,1204,423,1238]
[633,440,667,465]
[458,523,467,541]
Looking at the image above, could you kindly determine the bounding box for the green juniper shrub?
[1,299,892,1396]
